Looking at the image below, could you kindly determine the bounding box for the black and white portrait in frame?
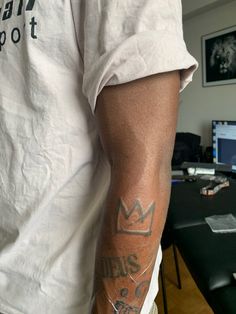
[202,25,236,87]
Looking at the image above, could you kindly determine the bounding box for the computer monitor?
[212,120,236,171]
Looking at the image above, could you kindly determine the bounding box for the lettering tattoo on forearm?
[101,254,141,278]
[114,300,140,314]
[116,199,155,236]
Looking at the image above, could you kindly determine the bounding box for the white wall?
[178,0,236,148]
[182,0,234,19]
[182,0,221,16]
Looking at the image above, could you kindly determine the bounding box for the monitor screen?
[212,120,236,171]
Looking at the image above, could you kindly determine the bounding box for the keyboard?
[181,162,232,173]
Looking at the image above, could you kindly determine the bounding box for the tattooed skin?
[135,281,150,298]
[116,199,155,236]
[114,300,140,314]
[98,199,156,313]
[120,288,129,298]
[100,254,141,278]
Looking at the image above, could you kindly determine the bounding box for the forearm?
[93,162,171,313]
[93,71,180,313]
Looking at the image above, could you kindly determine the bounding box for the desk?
[168,179,236,229]
[166,178,236,314]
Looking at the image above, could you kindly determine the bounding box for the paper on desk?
[205,214,236,233]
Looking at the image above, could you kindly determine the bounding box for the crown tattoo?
[116,199,155,236]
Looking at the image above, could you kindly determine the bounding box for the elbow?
[108,148,172,191]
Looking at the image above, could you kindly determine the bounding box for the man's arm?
[93,71,180,313]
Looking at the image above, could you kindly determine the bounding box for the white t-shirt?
[0,1,197,313]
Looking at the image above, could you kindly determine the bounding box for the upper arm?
[95,71,180,173]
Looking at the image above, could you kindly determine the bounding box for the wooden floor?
[155,246,214,314]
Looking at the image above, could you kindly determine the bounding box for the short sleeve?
[82,0,198,112]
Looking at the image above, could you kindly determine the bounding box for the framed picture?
[202,25,236,87]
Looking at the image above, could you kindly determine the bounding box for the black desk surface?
[166,178,236,314]
[168,178,236,229]
[174,224,236,291]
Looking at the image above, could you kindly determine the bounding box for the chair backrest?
[172,132,201,167]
